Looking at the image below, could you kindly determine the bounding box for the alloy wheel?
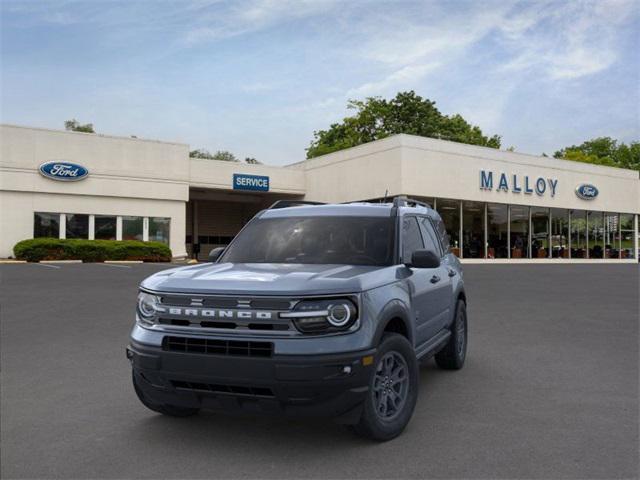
[373,351,410,421]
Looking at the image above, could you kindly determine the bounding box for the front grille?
[160,296,237,308]
[158,318,290,331]
[171,380,274,398]
[162,336,273,357]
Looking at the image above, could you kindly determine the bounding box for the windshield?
[220,216,395,266]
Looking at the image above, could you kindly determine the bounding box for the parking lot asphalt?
[1,263,638,479]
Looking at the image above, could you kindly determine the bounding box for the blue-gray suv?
[127,197,468,440]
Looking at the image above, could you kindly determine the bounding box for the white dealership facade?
[1,124,638,262]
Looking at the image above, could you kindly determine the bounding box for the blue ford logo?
[39,161,89,182]
[575,184,598,200]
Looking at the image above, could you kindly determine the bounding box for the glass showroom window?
[551,209,569,258]
[462,201,485,258]
[510,206,529,258]
[603,213,620,259]
[531,207,550,259]
[620,214,636,259]
[436,199,460,256]
[571,210,587,258]
[122,216,143,241]
[65,214,89,239]
[487,203,508,259]
[149,217,170,245]
[94,215,117,240]
[34,212,60,238]
[588,211,604,258]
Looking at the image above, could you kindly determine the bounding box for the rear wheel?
[132,371,200,417]
[352,333,418,441]
[435,300,467,370]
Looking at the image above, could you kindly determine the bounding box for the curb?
[104,260,144,264]
[0,259,27,264]
[40,260,82,264]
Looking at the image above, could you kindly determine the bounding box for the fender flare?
[372,299,413,346]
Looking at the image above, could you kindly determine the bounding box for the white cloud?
[183,0,341,44]
[499,0,637,80]
[347,63,440,97]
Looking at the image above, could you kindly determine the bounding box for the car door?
[401,216,443,347]
[418,216,453,335]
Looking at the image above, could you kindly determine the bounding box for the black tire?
[435,300,467,370]
[352,333,419,441]
[132,371,200,417]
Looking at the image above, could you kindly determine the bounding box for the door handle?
[430,275,441,284]
[448,269,457,277]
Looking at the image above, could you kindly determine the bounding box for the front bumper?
[128,339,376,422]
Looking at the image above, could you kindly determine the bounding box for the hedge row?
[13,238,172,262]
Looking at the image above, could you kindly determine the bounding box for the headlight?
[281,298,358,334]
[137,291,160,324]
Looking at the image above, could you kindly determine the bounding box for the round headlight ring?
[327,303,352,327]
[137,292,158,319]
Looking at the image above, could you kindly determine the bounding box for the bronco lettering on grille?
[162,307,273,320]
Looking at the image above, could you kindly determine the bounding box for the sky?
[1,0,639,165]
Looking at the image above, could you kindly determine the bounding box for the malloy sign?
[480,170,558,197]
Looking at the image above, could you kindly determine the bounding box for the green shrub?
[13,238,172,262]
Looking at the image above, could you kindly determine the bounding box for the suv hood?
[141,262,398,296]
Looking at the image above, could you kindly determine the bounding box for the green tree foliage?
[212,150,238,162]
[306,91,501,158]
[244,157,262,164]
[64,119,95,133]
[554,137,640,171]
[189,149,239,162]
[189,149,215,159]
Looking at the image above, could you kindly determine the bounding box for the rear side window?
[402,217,424,264]
[435,217,450,250]
[418,217,443,257]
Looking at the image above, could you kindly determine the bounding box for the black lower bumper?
[127,340,376,423]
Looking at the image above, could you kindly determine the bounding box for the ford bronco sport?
[127,197,467,440]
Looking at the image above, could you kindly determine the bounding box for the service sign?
[233,173,269,192]
[575,184,598,200]
[39,161,89,182]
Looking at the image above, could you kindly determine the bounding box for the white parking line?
[97,263,132,269]
[35,263,61,269]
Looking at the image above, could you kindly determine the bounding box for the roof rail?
[268,200,326,209]
[391,196,431,209]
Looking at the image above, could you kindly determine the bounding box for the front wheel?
[352,333,419,441]
[435,300,467,370]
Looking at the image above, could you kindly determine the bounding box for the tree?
[64,119,94,133]
[189,149,215,159]
[244,157,262,164]
[212,150,238,162]
[554,137,640,172]
[189,149,239,162]
[306,91,501,158]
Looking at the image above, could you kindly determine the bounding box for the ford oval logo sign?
[575,184,598,200]
[39,161,89,182]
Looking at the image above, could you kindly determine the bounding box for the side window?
[419,217,443,257]
[402,217,424,264]
[436,218,450,251]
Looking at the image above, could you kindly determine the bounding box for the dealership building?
[1,124,638,262]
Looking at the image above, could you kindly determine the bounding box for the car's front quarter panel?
[362,275,413,346]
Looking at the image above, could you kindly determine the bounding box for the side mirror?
[408,249,440,269]
[208,247,225,263]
